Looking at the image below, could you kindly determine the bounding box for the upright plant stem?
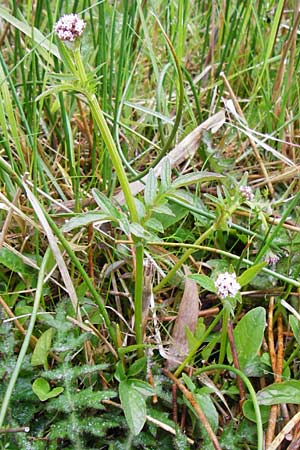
[73,47,144,351]
[219,308,229,366]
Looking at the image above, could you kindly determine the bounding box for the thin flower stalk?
[55,16,144,352]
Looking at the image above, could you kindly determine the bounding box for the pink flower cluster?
[240,185,254,201]
[54,14,86,42]
[215,272,240,299]
[264,251,280,266]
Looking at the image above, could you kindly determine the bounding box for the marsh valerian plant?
[3,2,300,448]
[44,13,145,354]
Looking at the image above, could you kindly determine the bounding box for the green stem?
[73,46,144,350]
[135,243,144,357]
[73,47,138,223]
[194,364,263,450]
[219,308,229,366]
[214,308,229,383]
[87,94,138,223]
[0,248,51,428]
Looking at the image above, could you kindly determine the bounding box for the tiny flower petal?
[240,185,254,201]
[54,14,86,42]
[215,272,241,299]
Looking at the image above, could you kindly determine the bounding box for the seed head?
[215,272,240,299]
[54,14,86,42]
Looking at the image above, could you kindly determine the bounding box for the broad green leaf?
[62,212,113,232]
[289,315,300,346]
[237,262,266,287]
[188,274,216,293]
[129,379,154,397]
[257,380,300,405]
[183,385,218,433]
[242,399,270,424]
[134,198,146,220]
[195,392,218,432]
[171,171,224,189]
[227,307,266,371]
[32,378,63,402]
[31,328,54,370]
[144,169,157,206]
[0,248,34,275]
[92,188,122,219]
[129,223,158,241]
[119,380,146,435]
[114,361,126,382]
[160,157,171,190]
[127,357,147,378]
[153,201,187,228]
[145,217,164,233]
[152,203,175,216]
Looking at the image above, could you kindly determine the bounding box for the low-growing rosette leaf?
[32,378,64,402]
[242,399,270,424]
[160,157,171,191]
[227,307,266,372]
[257,380,300,405]
[119,380,147,436]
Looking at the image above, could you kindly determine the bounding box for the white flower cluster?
[54,14,86,42]
[215,272,240,299]
[240,185,254,201]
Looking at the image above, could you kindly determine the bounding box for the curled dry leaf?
[166,266,200,369]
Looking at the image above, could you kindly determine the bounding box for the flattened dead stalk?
[163,369,222,450]
[166,266,200,369]
[266,299,284,447]
[114,110,225,204]
[220,71,274,196]
[267,412,300,450]
[266,296,277,447]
